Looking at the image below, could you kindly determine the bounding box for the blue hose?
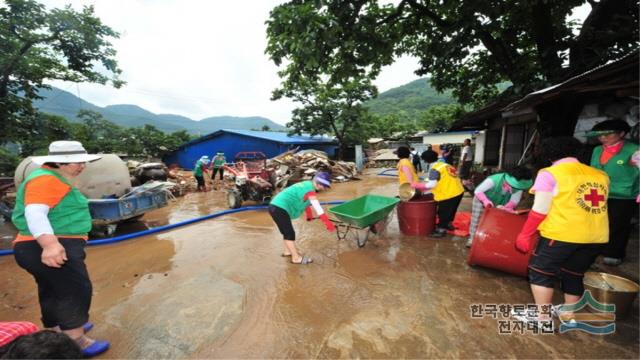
[0,200,345,257]
[377,168,398,177]
[377,168,425,181]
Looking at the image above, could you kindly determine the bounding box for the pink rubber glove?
[475,192,494,208]
[319,214,336,232]
[411,182,428,191]
[305,206,313,221]
[515,210,546,253]
[503,200,517,211]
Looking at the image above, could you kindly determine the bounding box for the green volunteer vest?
[484,173,515,206]
[12,168,92,237]
[193,160,204,176]
[269,181,315,219]
[212,156,225,168]
[590,142,639,199]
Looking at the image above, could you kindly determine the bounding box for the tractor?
[223,152,276,208]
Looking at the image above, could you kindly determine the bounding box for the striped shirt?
[0,321,39,346]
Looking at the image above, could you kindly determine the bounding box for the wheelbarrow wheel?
[370,214,392,237]
[354,228,370,248]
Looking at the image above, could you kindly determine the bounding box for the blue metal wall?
[163,133,338,169]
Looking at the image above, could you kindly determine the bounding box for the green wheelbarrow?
[328,194,400,247]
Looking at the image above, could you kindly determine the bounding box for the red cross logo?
[584,188,605,207]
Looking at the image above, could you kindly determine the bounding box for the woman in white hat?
[11,141,110,357]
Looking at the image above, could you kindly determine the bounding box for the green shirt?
[193,160,205,177]
[269,181,315,218]
[12,168,92,237]
[484,173,517,206]
[212,155,225,168]
[590,142,639,199]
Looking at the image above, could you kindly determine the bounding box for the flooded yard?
[1,170,638,358]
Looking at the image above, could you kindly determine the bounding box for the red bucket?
[467,207,538,277]
[397,196,436,236]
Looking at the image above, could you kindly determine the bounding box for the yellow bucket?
[398,183,416,201]
[583,272,639,319]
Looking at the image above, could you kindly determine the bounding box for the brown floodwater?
[0,170,638,359]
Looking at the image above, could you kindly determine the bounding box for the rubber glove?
[319,214,336,232]
[411,182,428,191]
[503,200,517,211]
[515,210,546,253]
[305,206,314,221]
[475,192,494,208]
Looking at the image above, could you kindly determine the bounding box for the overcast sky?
[36,0,422,125]
[38,1,590,126]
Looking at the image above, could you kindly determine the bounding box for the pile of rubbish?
[268,149,359,188]
[127,161,169,186]
[166,168,197,195]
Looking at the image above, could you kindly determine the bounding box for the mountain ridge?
[33,87,287,134]
[33,78,455,134]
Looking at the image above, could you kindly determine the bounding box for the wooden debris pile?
[166,169,197,195]
[268,149,359,187]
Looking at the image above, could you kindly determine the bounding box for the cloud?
[40,0,422,125]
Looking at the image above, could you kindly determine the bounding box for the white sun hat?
[32,141,102,165]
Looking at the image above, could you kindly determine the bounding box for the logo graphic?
[446,166,458,178]
[556,290,616,334]
[576,182,607,214]
[616,159,624,165]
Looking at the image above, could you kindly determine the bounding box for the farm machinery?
[223,152,277,208]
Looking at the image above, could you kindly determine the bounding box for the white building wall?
[473,131,485,164]
[421,132,475,145]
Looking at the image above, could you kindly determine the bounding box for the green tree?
[76,110,126,154]
[17,113,73,157]
[419,104,466,133]
[368,113,415,141]
[0,0,123,143]
[274,75,377,159]
[266,0,638,108]
[261,125,271,131]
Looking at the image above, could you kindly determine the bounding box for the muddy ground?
[0,170,638,359]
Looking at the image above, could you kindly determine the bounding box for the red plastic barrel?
[397,196,436,236]
[467,207,539,277]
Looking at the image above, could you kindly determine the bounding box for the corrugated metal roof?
[222,129,336,144]
[177,129,336,149]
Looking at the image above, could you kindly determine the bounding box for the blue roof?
[178,129,336,150]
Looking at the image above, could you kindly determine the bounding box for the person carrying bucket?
[586,119,639,266]
[465,166,533,247]
[193,156,210,192]
[268,171,336,265]
[513,136,609,327]
[411,149,465,238]
[396,146,418,185]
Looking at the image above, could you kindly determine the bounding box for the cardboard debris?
[267,148,358,185]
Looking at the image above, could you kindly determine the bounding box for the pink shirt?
[0,321,39,346]
[531,157,580,193]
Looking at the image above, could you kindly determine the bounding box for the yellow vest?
[431,162,464,201]
[535,162,610,244]
[397,158,418,185]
